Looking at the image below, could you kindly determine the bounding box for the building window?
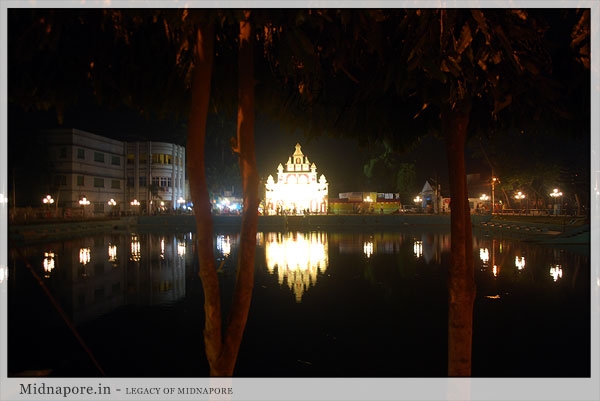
[139,176,147,187]
[175,157,179,166]
[127,177,134,188]
[166,155,172,164]
[167,177,172,187]
[94,178,104,188]
[54,175,67,186]
[94,152,105,163]
[59,147,67,158]
[77,176,85,186]
[111,179,121,189]
[77,148,85,159]
[139,153,147,163]
[127,154,134,165]
[152,177,160,186]
[94,202,104,213]
[111,155,120,166]
[160,177,168,187]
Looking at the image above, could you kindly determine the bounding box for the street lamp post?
[480,194,489,214]
[79,196,90,219]
[42,195,54,218]
[130,199,140,215]
[550,188,563,216]
[491,177,498,214]
[514,191,526,215]
[108,198,117,216]
[414,195,422,212]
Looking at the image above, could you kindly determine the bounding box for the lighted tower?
[265,143,328,215]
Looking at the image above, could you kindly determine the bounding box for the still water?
[7,229,590,377]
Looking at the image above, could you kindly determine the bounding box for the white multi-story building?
[125,141,186,213]
[46,128,186,215]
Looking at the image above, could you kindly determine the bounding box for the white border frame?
[0,1,598,400]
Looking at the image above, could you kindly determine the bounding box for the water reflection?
[265,232,328,302]
[79,248,90,265]
[108,244,117,265]
[217,235,231,258]
[413,240,423,259]
[130,235,141,262]
[480,248,489,266]
[177,241,186,258]
[363,241,374,258]
[550,265,563,281]
[14,233,192,324]
[43,251,56,278]
[515,256,526,271]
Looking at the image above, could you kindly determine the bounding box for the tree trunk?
[186,23,223,373]
[215,12,258,376]
[443,106,476,377]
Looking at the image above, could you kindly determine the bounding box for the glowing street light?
[79,196,90,205]
[491,177,499,214]
[42,195,55,204]
[480,194,489,201]
[107,199,117,206]
[414,195,422,203]
[130,199,140,206]
[177,197,186,207]
[550,188,563,215]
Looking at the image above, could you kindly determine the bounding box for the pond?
[7,228,590,377]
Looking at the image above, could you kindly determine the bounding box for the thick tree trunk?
[186,23,223,373]
[443,106,476,377]
[210,12,258,376]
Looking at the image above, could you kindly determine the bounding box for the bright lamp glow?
[264,143,328,215]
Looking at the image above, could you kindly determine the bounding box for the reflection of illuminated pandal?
[492,265,499,277]
[550,265,563,281]
[217,235,231,257]
[515,256,526,271]
[363,241,374,258]
[160,238,165,259]
[265,232,328,302]
[108,244,117,264]
[79,248,90,265]
[130,235,141,262]
[413,240,423,259]
[43,251,56,277]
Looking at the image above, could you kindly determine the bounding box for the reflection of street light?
[550,188,563,215]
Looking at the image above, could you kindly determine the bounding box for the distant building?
[264,143,328,215]
[45,128,186,215]
[125,141,186,213]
